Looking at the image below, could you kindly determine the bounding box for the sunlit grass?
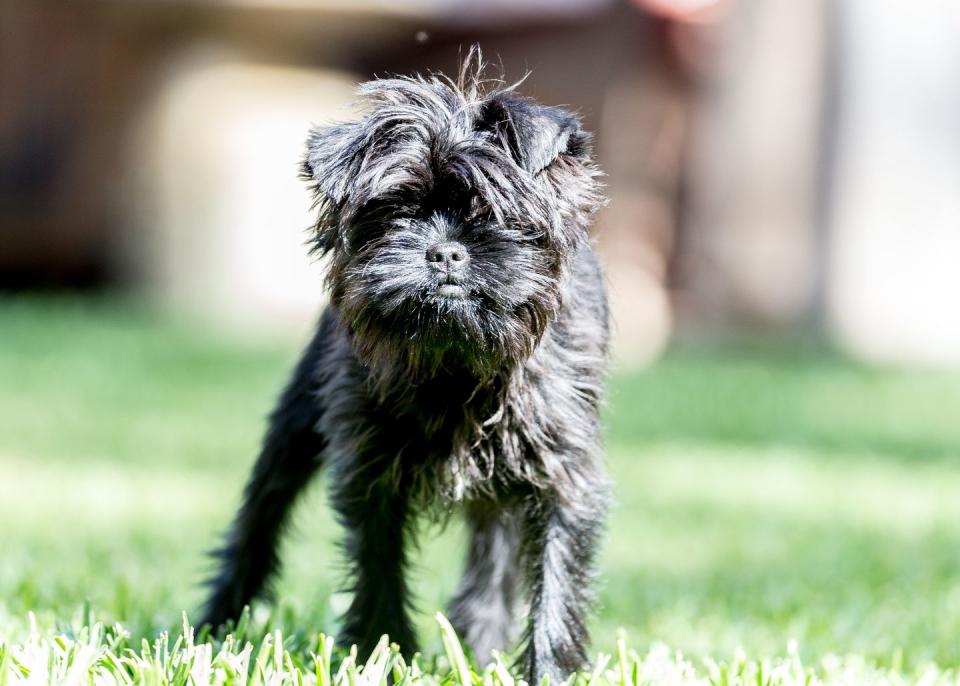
[5,612,960,686]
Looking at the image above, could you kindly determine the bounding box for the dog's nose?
[425,241,469,268]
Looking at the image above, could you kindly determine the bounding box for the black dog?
[201,55,610,683]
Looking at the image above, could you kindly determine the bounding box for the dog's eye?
[426,182,470,218]
[348,221,384,252]
[466,195,492,221]
[349,199,408,251]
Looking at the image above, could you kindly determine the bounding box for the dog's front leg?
[201,322,329,630]
[519,474,608,684]
[331,472,417,658]
[448,503,520,666]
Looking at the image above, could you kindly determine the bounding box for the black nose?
[425,241,469,268]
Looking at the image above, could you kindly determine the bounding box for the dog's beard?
[329,218,561,383]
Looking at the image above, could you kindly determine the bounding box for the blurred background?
[5,0,959,365]
[3,0,960,670]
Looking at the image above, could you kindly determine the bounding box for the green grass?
[3,295,960,682]
[7,612,960,686]
[12,612,960,686]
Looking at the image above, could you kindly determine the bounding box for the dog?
[200,53,610,684]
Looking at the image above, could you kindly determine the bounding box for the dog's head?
[303,57,603,378]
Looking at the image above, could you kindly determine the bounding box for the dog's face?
[303,71,602,377]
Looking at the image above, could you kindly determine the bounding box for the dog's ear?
[480,94,589,174]
[301,121,367,252]
[302,121,366,205]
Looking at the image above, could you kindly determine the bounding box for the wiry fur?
[200,52,610,684]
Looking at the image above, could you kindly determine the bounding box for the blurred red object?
[632,0,727,23]
[632,0,730,77]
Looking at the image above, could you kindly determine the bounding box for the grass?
[8,612,960,686]
[2,295,960,683]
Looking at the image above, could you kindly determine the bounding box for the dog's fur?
[200,54,610,683]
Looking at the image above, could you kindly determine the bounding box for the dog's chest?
[388,376,540,502]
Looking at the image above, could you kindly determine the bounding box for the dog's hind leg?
[200,324,329,630]
[447,503,520,666]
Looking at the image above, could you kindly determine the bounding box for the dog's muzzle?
[427,241,469,297]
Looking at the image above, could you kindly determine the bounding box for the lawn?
[3,295,960,683]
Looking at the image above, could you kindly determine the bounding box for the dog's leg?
[447,504,520,666]
[519,472,609,684]
[332,474,417,657]
[200,327,328,630]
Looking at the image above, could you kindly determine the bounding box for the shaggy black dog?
[200,55,610,684]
